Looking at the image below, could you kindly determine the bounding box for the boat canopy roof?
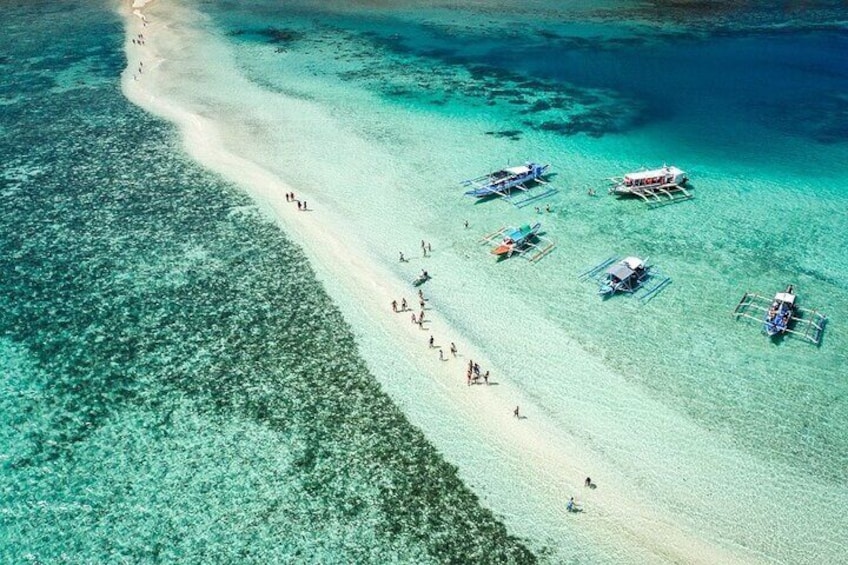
[775,292,796,304]
[624,165,685,180]
[505,165,532,175]
[621,256,644,270]
[507,223,535,240]
[607,264,635,280]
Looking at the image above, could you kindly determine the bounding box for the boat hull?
[465,163,549,197]
[610,166,687,196]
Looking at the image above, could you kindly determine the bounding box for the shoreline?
[114,2,834,563]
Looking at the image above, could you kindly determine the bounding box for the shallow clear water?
[0,2,534,562]
[4,0,848,562]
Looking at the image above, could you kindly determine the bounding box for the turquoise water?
[0,2,534,562]
[138,1,848,561]
[4,0,848,562]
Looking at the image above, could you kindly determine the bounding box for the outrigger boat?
[479,222,555,262]
[578,256,671,301]
[733,285,827,344]
[764,285,796,337]
[461,162,557,208]
[491,223,541,257]
[608,165,692,206]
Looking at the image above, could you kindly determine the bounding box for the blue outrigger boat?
[764,285,795,337]
[733,285,827,344]
[461,162,555,207]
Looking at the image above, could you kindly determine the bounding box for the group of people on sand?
[131,33,145,81]
[285,192,307,211]
[391,289,429,330]
[466,359,490,386]
[390,287,463,365]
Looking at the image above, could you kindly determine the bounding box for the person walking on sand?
[450,342,457,356]
[411,313,417,324]
[399,251,405,262]
[584,477,592,487]
[513,406,520,418]
[483,370,489,385]
[439,349,445,361]
[418,289,424,301]
[401,298,407,311]
[567,497,574,512]
[429,335,434,348]
[391,300,397,312]
[419,297,425,309]
[297,201,302,211]
[302,201,307,210]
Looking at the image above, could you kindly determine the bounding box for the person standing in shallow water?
[513,406,520,418]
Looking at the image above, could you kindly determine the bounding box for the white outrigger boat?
[608,165,692,206]
[461,162,556,208]
[733,285,827,345]
[578,256,671,301]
